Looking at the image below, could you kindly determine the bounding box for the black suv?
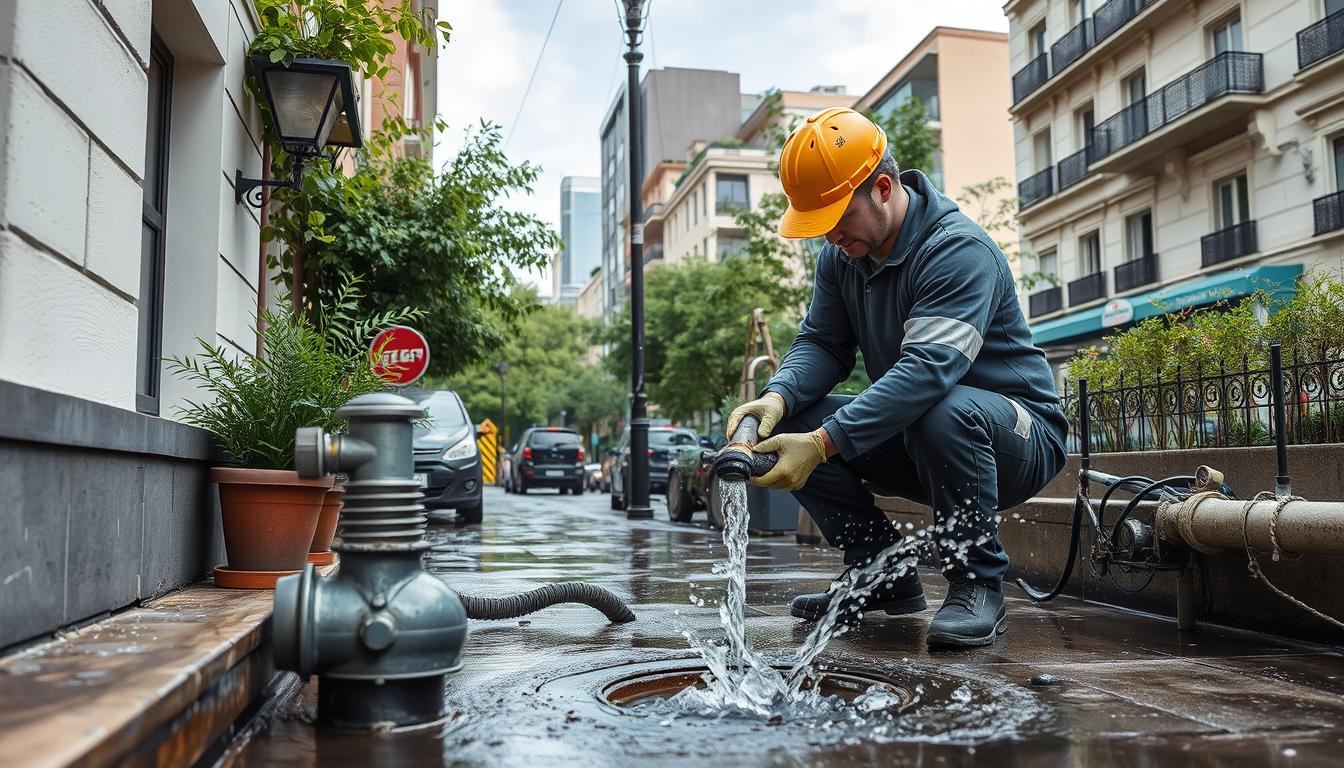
[409,389,484,523]
[610,426,700,510]
[507,427,586,494]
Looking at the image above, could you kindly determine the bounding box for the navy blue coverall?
[762,170,1069,583]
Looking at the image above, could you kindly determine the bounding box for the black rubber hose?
[1108,475,1196,553]
[457,582,637,623]
[1015,491,1089,602]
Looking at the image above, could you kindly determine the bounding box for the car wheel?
[458,500,483,524]
[667,470,695,523]
[573,483,585,496]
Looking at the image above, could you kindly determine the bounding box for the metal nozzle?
[712,414,779,481]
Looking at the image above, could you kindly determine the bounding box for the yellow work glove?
[751,429,828,491]
[725,392,787,440]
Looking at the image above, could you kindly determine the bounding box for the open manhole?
[602,665,913,711]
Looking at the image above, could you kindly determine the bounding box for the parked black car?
[507,427,586,494]
[408,389,483,523]
[609,426,701,510]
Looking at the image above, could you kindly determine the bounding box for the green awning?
[1030,264,1303,347]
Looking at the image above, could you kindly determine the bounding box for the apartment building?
[0,0,438,650]
[853,27,1015,203]
[1006,0,1343,377]
[597,67,744,323]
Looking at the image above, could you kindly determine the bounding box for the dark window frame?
[137,33,173,415]
[715,173,749,214]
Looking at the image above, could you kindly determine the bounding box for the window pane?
[136,223,159,397]
[1219,182,1234,227]
[1330,0,1344,17]
[1236,174,1250,222]
[144,53,163,207]
[716,175,748,213]
[1039,248,1058,276]
[1333,136,1344,190]
[530,431,581,448]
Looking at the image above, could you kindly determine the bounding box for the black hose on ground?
[457,582,637,623]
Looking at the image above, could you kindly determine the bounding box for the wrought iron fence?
[1029,286,1063,318]
[1201,220,1258,267]
[1052,19,1095,73]
[1068,271,1106,306]
[1313,190,1344,236]
[1057,147,1091,191]
[1064,344,1344,453]
[1094,0,1158,45]
[1298,9,1344,70]
[1018,166,1055,210]
[1114,253,1159,293]
[1090,52,1263,162]
[1013,53,1051,104]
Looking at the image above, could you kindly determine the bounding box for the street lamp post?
[495,360,509,486]
[621,0,653,520]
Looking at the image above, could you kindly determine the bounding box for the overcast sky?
[433,1,1010,295]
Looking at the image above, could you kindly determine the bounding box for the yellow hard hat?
[777,107,888,238]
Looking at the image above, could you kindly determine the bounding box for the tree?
[436,299,621,448]
[957,177,1058,291]
[276,120,559,377]
[865,98,940,180]
[602,256,801,422]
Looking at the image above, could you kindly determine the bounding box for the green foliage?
[956,177,1058,291]
[601,255,802,422]
[250,0,448,79]
[436,300,620,449]
[166,275,420,469]
[865,98,941,180]
[1065,267,1344,451]
[248,1,449,254]
[273,120,558,377]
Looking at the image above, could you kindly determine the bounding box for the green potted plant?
[169,276,419,588]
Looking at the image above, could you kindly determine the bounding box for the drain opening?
[601,665,913,711]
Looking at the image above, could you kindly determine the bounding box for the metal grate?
[1093,0,1158,44]
[1068,271,1107,306]
[1018,166,1056,210]
[1091,52,1263,162]
[1029,286,1063,318]
[1057,147,1091,191]
[1200,220,1258,267]
[1313,190,1344,236]
[1114,253,1159,293]
[1012,53,1051,104]
[1052,19,1095,73]
[1298,9,1344,70]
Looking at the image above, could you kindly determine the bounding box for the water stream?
[659,479,923,723]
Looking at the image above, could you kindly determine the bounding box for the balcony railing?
[1052,19,1095,73]
[1068,271,1107,306]
[1018,166,1055,210]
[1090,52,1264,163]
[1012,53,1051,104]
[1094,0,1159,44]
[1057,147,1091,191]
[1313,190,1344,235]
[1114,253,1159,293]
[1298,9,1344,70]
[1200,221,1258,267]
[1028,286,1063,318]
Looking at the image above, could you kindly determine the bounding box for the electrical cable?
[504,0,565,151]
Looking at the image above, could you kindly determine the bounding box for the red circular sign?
[370,326,430,386]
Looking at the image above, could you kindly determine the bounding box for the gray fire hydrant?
[273,392,468,730]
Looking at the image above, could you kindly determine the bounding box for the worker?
[727,107,1067,648]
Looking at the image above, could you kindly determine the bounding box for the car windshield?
[415,392,467,433]
[650,430,697,447]
[530,431,580,448]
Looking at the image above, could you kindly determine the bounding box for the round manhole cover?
[602,665,914,712]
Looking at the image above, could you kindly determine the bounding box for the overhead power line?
[505,0,565,151]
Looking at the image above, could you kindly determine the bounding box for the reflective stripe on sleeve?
[900,316,984,361]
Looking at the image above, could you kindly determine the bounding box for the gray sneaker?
[926,581,1006,647]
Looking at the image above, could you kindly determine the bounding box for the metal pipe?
[623,1,652,520]
[1156,496,1344,555]
[1177,564,1198,631]
[1270,343,1292,498]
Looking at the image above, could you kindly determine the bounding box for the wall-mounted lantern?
[235,55,363,207]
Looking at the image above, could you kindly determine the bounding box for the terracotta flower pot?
[211,467,333,588]
[308,485,345,566]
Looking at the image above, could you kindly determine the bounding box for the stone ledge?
[0,574,323,767]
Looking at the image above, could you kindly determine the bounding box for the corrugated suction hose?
[457,582,636,623]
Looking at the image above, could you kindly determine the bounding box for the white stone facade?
[0,0,267,416]
[1006,0,1344,365]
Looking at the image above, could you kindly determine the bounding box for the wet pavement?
[225,486,1344,767]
